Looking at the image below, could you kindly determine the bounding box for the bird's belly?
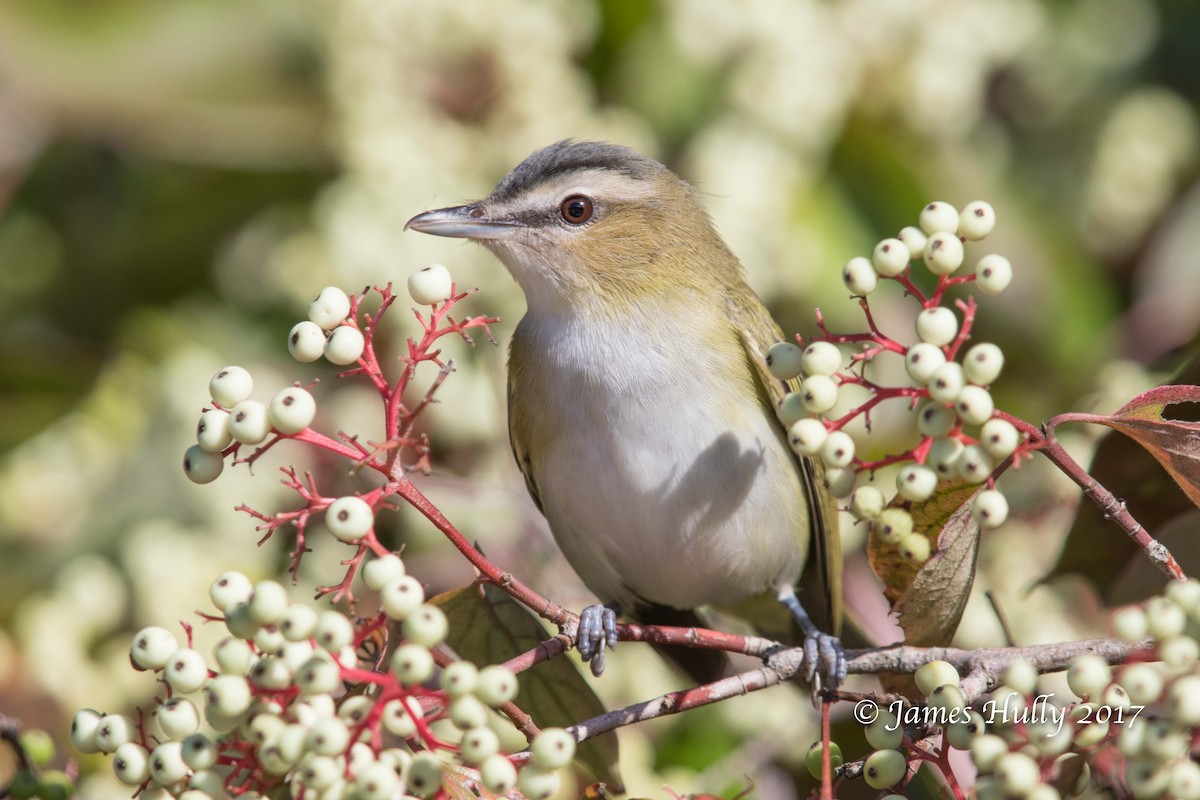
[533,384,808,612]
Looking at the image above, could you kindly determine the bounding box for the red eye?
[559,195,594,225]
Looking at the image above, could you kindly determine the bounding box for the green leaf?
[432,582,622,791]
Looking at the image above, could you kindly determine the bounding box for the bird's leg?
[576,602,619,677]
[777,588,846,694]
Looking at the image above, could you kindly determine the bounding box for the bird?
[406,140,844,689]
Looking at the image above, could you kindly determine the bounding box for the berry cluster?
[71,568,575,800]
[767,201,1027,564]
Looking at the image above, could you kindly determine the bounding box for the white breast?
[514,309,809,612]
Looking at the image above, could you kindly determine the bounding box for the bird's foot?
[802,630,847,696]
[576,603,618,677]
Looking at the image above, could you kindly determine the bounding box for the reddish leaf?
[1090,385,1200,508]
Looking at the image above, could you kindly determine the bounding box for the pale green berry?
[918,402,957,437]
[229,400,271,445]
[896,227,927,262]
[1169,674,1200,725]
[819,431,855,469]
[945,711,986,750]
[919,201,960,235]
[1144,719,1189,761]
[378,746,412,775]
[279,604,317,642]
[872,238,911,276]
[325,496,374,543]
[1003,658,1038,695]
[778,392,807,425]
[309,287,352,330]
[298,754,341,790]
[248,654,292,691]
[959,201,996,240]
[209,366,253,408]
[296,655,341,696]
[248,581,289,626]
[843,256,879,294]
[766,342,804,380]
[204,676,253,725]
[95,714,135,753]
[975,254,1012,294]
[449,695,489,730]
[380,575,426,620]
[863,749,907,789]
[149,741,188,786]
[1066,654,1111,700]
[1069,704,1109,746]
[339,697,373,729]
[923,231,965,275]
[804,741,844,780]
[824,467,857,498]
[131,626,179,670]
[970,733,1009,772]
[980,418,1020,459]
[996,752,1040,796]
[223,601,260,640]
[905,343,948,385]
[403,604,449,648]
[896,464,938,502]
[874,509,913,544]
[1104,681,1131,711]
[362,554,406,591]
[1160,633,1199,671]
[928,362,965,403]
[1146,597,1187,639]
[113,742,151,785]
[156,697,201,741]
[213,637,253,674]
[408,751,444,797]
[955,385,995,425]
[531,727,577,769]
[1127,760,1170,799]
[916,307,959,346]
[268,386,316,434]
[802,341,842,376]
[930,683,968,713]
[958,445,994,484]
[324,326,365,365]
[915,660,961,695]
[1166,578,1200,608]
[1113,606,1147,642]
[381,698,422,737]
[519,766,561,800]
[440,661,479,697]
[927,437,965,479]
[1169,759,1200,800]
[477,665,519,706]
[850,486,886,520]
[459,726,500,764]
[289,320,326,362]
[314,611,354,651]
[964,343,1004,385]
[865,711,903,750]
[972,490,1008,529]
[788,418,828,456]
[479,754,517,794]
[899,533,931,566]
[355,762,400,800]
[244,712,285,747]
[210,571,253,612]
[196,409,232,453]
[407,264,453,306]
[306,717,350,757]
[392,643,435,685]
[183,445,224,484]
[800,374,839,414]
[1119,663,1162,705]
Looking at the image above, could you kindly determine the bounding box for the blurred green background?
[0,0,1198,797]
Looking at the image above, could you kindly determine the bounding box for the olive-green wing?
[727,294,843,635]
[506,334,546,517]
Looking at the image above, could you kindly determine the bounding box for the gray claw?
[577,604,618,675]
[807,632,847,695]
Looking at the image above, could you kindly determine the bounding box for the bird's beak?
[404,204,522,241]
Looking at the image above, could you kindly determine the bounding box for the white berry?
[766,342,804,380]
[209,571,254,611]
[916,307,959,346]
[926,437,965,478]
[905,343,947,385]
[958,445,994,484]
[363,554,406,591]
[183,445,224,484]
[380,575,426,620]
[788,418,828,456]
[896,464,938,502]
[196,409,232,453]
[801,341,842,376]
[963,342,1004,385]
[897,227,927,261]
[229,400,271,445]
[268,386,316,434]
[843,256,879,294]
[918,402,957,437]
[824,467,857,498]
[324,325,365,365]
[919,201,959,235]
[980,418,1020,459]
[820,431,856,469]
[850,486,886,520]
[800,374,839,414]
[923,231,965,276]
[209,366,253,408]
[131,626,179,670]
[972,489,1009,529]
[959,201,996,240]
[325,495,374,543]
[975,254,1012,294]
[955,385,995,425]
[288,320,326,362]
[531,727,577,770]
[872,238,910,277]
[927,362,965,403]
[308,287,352,330]
[408,263,454,306]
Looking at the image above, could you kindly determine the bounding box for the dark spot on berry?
[236,412,246,422]
[291,332,300,344]
[283,396,294,407]
[337,510,350,521]
[974,208,985,217]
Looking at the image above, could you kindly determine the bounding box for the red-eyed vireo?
[406,141,844,688]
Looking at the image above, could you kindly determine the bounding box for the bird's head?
[405,140,740,315]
